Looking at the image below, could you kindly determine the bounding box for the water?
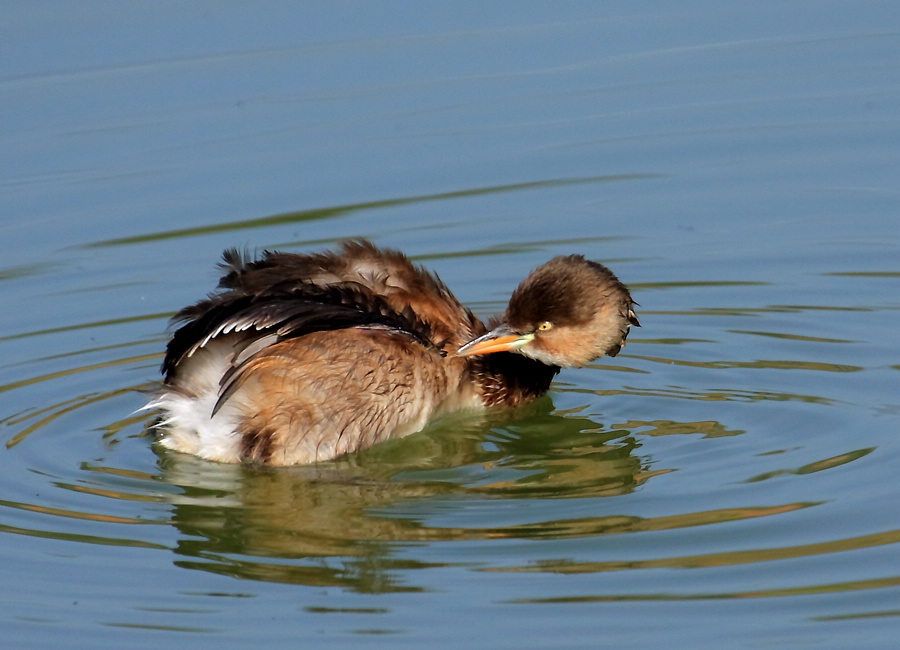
[2,2,899,647]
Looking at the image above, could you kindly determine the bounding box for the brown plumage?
[147,240,639,465]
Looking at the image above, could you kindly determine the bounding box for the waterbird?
[148,240,639,465]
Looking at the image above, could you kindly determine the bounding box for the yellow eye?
[537,321,553,332]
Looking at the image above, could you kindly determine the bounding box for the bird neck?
[471,353,560,408]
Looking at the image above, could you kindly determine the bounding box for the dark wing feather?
[162,273,438,380]
[217,241,484,348]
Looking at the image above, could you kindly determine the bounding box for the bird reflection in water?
[158,405,649,591]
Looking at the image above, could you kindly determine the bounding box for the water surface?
[2,3,899,648]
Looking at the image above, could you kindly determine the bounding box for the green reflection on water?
[627,353,863,373]
[744,447,875,483]
[0,312,171,343]
[509,572,900,603]
[85,174,651,248]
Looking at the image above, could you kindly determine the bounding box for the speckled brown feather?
[226,328,464,465]
[470,351,560,408]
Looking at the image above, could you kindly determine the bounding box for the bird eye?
[537,321,553,332]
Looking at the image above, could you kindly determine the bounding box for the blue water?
[2,2,899,648]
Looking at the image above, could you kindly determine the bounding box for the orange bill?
[456,325,534,357]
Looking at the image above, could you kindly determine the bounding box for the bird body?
[149,240,638,465]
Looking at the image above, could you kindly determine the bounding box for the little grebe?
[148,240,639,465]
